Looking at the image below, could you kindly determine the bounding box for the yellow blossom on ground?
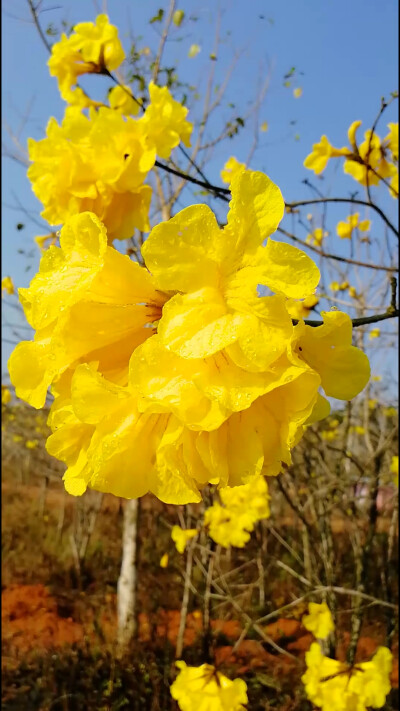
[369,328,380,339]
[170,661,248,711]
[302,602,334,639]
[368,399,377,409]
[159,553,169,568]
[349,425,365,435]
[12,434,23,443]
[320,429,337,441]
[139,81,192,159]
[220,156,246,184]
[306,228,328,247]
[2,385,12,405]
[2,277,14,295]
[302,642,392,711]
[108,85,139,116]
[336,213,371,239]
[390,455,398,486]
[171,526,197,553]
[48,15,125,105]
[25,439,39,449]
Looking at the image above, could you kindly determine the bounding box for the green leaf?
[149,8,164,24]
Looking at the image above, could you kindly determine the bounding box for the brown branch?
[27,0,52,53]
[277,226,398,273]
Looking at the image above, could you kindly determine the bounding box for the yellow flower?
[369,328,380,339]
[8,212,166,409]
[108,85,140,116]
[25,439,39,449]
[170,661,248,711]
[336,213,371,239]
[2,385,12,405]
[286,294,319,320]
[2,276,14,295]
[302,602,334,639]
[348,286,359,299]
[220,156,246,185]
[12,434,23,443]
[27,105,156,239]
[160,553,169,568]
[306,228,328,247]
[139,81,192,159]
[293,87,303,98]
[304,135,350,174]
[302,642,392,711]
[48,15,125,104]
[260,121,268,132]
[205,475,270,548]
[142,169,319,370]
[344,123,397,189]
[171,526,197,553]
[292,311,370,401]
[390,455,398,487]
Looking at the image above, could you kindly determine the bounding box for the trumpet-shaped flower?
[302,642,392,711]
[143,169,320,371]
[291,311,370,401]
[343,123,397,191]
[139,81,192,159]
[336,213,371,239]
[171,526,198,553]
[302,602,334,640]
[286,294,319,320]
[220,156,246,184]
[304,135,350,174]
[170,661,248,711]
[27,84,192,239]
[8,213,166,408]
[27,106,155,238]
[48,15,125,104]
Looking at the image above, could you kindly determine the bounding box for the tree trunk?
[117,498,140,656]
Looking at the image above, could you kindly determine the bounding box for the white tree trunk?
[117,498,139,655]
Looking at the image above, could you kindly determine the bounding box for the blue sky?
[2,0,398,399]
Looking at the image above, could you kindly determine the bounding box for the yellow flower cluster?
[48,15,125,107]
[204,476,270,547]
[170,661,248,711]
[304,120,398,197]
[27,82,192,241]
[302,602,334,640]
[9,170,370,504]
[336,213,370,240]
[302,643,392,711]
